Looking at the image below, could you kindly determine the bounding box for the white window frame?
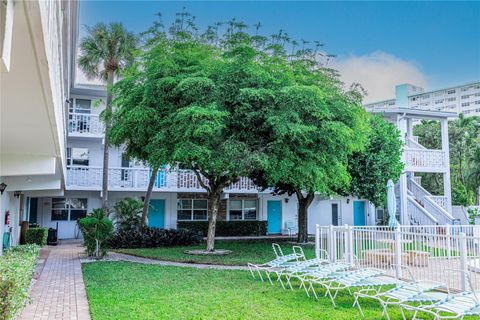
[228,199,258,221]
[51,198,88,221]
[67,147,89,166]
[177,199,208,221]
[71,98,92,114]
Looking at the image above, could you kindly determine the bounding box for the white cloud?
[332,52,428,104]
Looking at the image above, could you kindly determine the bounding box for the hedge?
[109,227,200,249]
[177,220,268,236]
[0,245,40,320]
[25,228,48,246]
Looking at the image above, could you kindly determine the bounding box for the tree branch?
[191,163,211,193]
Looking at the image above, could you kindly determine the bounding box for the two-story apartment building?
[1,1,460,245]
[1,0,77,253]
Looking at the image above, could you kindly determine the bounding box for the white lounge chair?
[247,243,305,283]
[354,265,447,320]
[401,269,480,320]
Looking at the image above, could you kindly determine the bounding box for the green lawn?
[83,261,414,320]
[115,240,315,266]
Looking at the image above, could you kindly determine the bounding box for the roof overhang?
[370,108,458,120]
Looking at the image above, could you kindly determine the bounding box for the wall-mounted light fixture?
[0,182,7,195]
[284,198,289,203]
[13,191,22,198]
[141,196,145,202]
[346,198,350,204]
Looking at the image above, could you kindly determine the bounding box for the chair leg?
[355,296,366,319]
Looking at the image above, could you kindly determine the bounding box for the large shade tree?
[346,115,404,207]
[78,23,137,210]
[251,85,369,243]
[111,14,372,247]
[110,19,265,251]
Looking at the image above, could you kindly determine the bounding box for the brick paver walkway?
[18,241,91,320]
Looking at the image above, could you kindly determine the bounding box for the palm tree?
[78,23,137,211]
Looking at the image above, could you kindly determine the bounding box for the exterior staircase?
[407,177,454,225]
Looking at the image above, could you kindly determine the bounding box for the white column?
[406,117,413,141]
[397,115,409,225]
[440,119,453,214]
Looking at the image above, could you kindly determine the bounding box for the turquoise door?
[148,199,165,228]
[267,200,282,234]
[354,201,366,226]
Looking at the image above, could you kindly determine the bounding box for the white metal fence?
[315,224,480,291]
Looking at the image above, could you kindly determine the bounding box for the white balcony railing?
[66,166,257,192]
[68,113,104,137]
[404,148,447,172]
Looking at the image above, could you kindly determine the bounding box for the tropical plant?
[78,23,137,211]
[78,208,113,258]
[109,227,200,249]
[113,198,143,231]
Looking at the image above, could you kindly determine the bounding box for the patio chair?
[308,267,404,308]
[283,221,298,236]
[354,265,447,320]
[247,243,305,283]
[401,269,480,320]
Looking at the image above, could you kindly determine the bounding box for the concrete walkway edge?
[81,251,249,270]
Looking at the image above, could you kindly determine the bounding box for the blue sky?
[79,1,480,102]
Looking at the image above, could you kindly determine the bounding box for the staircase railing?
[407,195,438,225]
[406,138,426,149]
[407,178,454,224]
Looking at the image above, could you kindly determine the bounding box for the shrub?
[468,207,480,225]
[79,208,113,258]
[113,198,143,232]
[0,244,40,320]
[109,227,200,249]
[25,228,48,246]
[177,221,267,237]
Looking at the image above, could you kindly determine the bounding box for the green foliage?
[113,198,143,231]
[110,14,372,245]
[78,22,138,80]
[177,221,268,237]
[0,245,39,320]
[414,115,480,205]
[467,207,480,225]
[25,228,48,246]
[347,116,404,206]
[79,209,113,258]
[109,227,200,249]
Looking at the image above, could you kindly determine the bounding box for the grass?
[83,262,478,320]
[82,261,401,320]
[115,240,315,266]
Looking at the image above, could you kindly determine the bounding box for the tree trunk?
[206,190,221,252]
[101,71,114,211]
[296,191,315,244]
[141,165,160,227]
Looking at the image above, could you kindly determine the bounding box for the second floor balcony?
[68,113,104,137]
[66,165,258,193]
